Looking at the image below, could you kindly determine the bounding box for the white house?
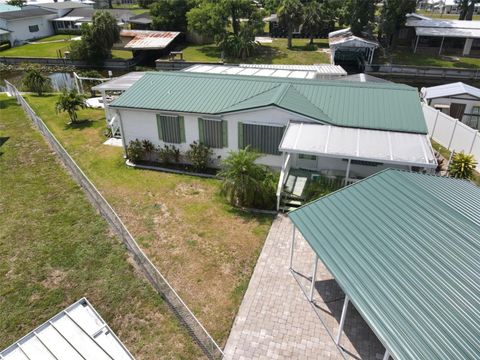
[421,82,480,130]
[108,72,436,209]
[0,7,55,45]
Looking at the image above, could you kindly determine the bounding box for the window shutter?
[222,120,228,148]
[198,118,205,144]
[156,114,163,141]
[179,116,186,143]
[238,122,243,149]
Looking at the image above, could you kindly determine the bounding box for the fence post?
[470,132,479,154]
[447,119,458,150]
[431,109,440,137]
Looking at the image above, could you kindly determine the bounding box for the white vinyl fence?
[422,102,480,171]
[4,81,224,360]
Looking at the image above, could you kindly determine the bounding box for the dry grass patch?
[25,94,273,344]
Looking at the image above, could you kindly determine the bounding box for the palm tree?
[55,89,86,124]
[23,70,50,96]
[277,0,304,49]
[449,152,477,179]
[219,147,274,208]
[302,1,323,45]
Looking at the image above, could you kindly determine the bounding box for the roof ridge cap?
[218,83,283,112]
[283,85,333,123]
[272,83,291,104]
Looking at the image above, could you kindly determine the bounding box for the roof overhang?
[279,122,436,168]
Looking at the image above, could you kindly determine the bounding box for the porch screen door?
[449,103,466,120]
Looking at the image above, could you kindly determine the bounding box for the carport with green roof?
[288,169,480,360]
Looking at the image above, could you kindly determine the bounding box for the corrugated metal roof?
[421,82,480,100]
[406,17,480,38]
[31,2,90,9]
[0,298,135,360]
[92,72,146,91]
[111,72,428,134]
[289,169,480,360]
[280,123,437,167]
[0,7,54,20]
[120,30,179,50]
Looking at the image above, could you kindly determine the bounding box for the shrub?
[55,89,86,123]
[185,141,213,171]
[219,147,277,209]
[22,70,51,96]
[127,139,144,163]
[303,176,342,202]
[449,152,478,180]
[157,145,181,164]
[142,139,155,161]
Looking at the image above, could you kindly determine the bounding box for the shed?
[328,28,379,65]
[289,169,480,360]
[0,298,135,359]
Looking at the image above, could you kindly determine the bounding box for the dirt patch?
[174,183,206,198]
[41,269,67,289]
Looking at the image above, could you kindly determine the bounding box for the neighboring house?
[421,82,480,130]
[127,12,151,30]
[328,28,379,66]
[30,1,92,17]
[50,7,134,33]
[107,71,436,209]
[0,298,135,359]
[115,29,180,57]
[0,7,56,46]
[405,13,480,56]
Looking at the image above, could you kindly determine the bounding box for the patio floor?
[224,215,385,360]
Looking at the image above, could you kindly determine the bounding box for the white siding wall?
[429,97,480,117]
[7,15,55,45]
[118,107,314,168]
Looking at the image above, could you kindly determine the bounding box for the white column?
[335,295,350,345]
[289,226,296,269]
[309,254,318,302]
[463,38,473,56]
[383,350,390,360]
[438,36,445,55]
[414,35,420,53]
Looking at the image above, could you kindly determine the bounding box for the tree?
[23,70,50,96]
[449,152,478,179]
[302,1,323,45]
[346,0,375,36]
[458,0,478,20]
[70,11,120,63]
[55,89,86,124]
[277,0,304,49]
[150,0,189,31]
[219,147,277,209]
[6,0,26,7]
[187,0,264,58]
[379,0,416,49]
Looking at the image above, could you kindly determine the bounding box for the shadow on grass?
[65,119,95,130]
[0,137,9,156]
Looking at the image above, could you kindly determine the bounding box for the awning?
[52,16,84,22]
[415,26,480,38]
[279,122,437,168]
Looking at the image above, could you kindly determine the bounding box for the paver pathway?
[224,214,384,360]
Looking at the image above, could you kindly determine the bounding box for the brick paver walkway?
[224,215,385,360]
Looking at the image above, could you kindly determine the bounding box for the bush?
[142,139,155,161]
[22,70,51,96]
[185,141,213,171]
[157,145,181,164]
[219,147,277,209]
[127,139,144,163]
[303,176,342,202]
[55,89,85,123]
[449,152,478,180]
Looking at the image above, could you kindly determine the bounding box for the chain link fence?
[4,81,224,360]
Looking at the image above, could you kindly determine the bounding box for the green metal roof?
[289,169,480,360]
[110,72,428,134]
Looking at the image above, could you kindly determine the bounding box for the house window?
[238,123,285,155]
[29,25,39,33]
[299,154,317,160]
[156,114,185,144]
[198,118,227,148]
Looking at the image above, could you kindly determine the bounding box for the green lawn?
[24,94,272,345]
[0,95,203,359]
[176,38,331,64]
[0,35,133,59]
[380,46,480,68]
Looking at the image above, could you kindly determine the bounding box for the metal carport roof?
[289,169,480,360]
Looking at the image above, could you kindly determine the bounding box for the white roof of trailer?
[92,72,146,91]
[406,16,480,38]
[280,123,437,167]
[239,63,347,75]
[422,82,480,100]
[0,298,135,360]
[52,16,83,21]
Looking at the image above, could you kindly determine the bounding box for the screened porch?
[276,122,437,211]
